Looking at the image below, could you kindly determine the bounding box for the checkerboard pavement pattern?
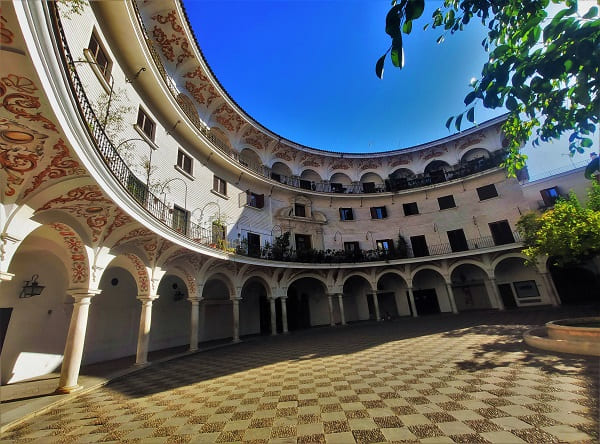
[2,308,598,443]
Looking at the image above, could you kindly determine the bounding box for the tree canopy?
[516,183,600,266]
[378,0,599,176]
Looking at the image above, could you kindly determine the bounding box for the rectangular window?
[344,241,360,253]
[177,149,193,175]
[403,202,419,216]
[370,206,387,219]
[438,195,456,210]
[410,235,429,257]
[294,203,306,217]
[172,205,189,235]
[540,186,560,207]
[447,229,468,252]
[477,184,498,200]
[489,220,514,245]
[247,232,261,258]
[295,234,311,251]
[513,280,542,303]
[339,208,354,221]
[246,191,264,209]
[213,175,227,196]
[376,239,394,251]
[136,107,156,141]
[88,31,111,80]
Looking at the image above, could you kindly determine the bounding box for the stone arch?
[210,126,233,150]
[240,275,273,335]
[103,253,151,296]
[450,262,495,311]
[271,161,293,177]
[461,147,491,163]
[341,271,374,290]
[239,272,272,297]
[375,268,409,284]
[287,272,328,289]
[410,264,446,282]
[390,167,416,179]
[376,271,411,317]
[239,147,262,167]
[411,266,451,315]
[49,222,90,289]
[330,172,352,185]
[163,265,197,299]
[202,271,235,298]
[424,160,450,174]
[359,172,384,193]
[448,259,490,278]
[491,252,529,274]
[300,169,322,183]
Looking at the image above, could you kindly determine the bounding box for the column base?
[55,384,82,394]
[232,338,241,343]
[189,346,199,352]
[0,271,15,282]
[134,361,150,367]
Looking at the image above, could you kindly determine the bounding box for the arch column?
[327,294,335,326]
[444,281,459,314]
[231,295,241,343]
[539,272,560,306]
[337,293,346,325]
[281,297,289,333]
[0,271,14,282]
[269,298,277,335]
[407,286,418,317]
[136,295,158,366]
[371,292,381,321]
[189,298,201,351]
[485,276,504,310]
[56,289,101,393]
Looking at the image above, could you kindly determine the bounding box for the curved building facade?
[0,1,594,391]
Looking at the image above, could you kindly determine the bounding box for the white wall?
[150,275,191,351]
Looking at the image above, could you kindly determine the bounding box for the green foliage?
[378,0,599,176]
[517,186,600,266]
[273,232,291,260]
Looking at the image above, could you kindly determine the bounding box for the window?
[295,234,311,251]
[476,184,498,200]
[403,202,419,216]
[339,208,354,221]
[438,195,456,210]
[172,205,189,235]
[447,229,468,252]
[540,186,560,207]
[489,220,514,245]
[370,206,387,219]
[177,149,193,175]
[247,232,261,257]
[513,280,542,303]
[294,203,306,217]
[376,239,394,251]
[136,107,156,141]
[410,235,429,257]
[344,241,360,253]
[213,175,227,196]
[246,191,264,209]
[88,31,111,80]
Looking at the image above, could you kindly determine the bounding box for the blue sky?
[184,1,591,178]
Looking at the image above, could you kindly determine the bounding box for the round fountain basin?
[546,317,600,342]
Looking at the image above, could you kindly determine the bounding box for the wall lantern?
[173,290,186,301]
[20,274,45,298]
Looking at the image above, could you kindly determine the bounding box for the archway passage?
[450,264,493,311]
[240,279,270,335]
[377,272,411,317]
[201,278,232,341]
[286,277,327,331]
[549,261,598,305]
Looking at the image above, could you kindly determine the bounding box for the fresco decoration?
[183,67,220,106]
[390,153,411,168]
[420,146,449,161]
[299,153,323,168]
[241,127,271,151]
[1,14,15,45]
[271,142,297,162]
[0,118,47,197]
[212,103,245,134]
[113,227,154,247]
[177,267,197,297]
[50,222,89,285]
[101,208,133,244]
[0,74,58,133]
[125,252,149,293]
[150,10,192,67]
[23,138,86,198]
[37,185,122,244]
[329,158,352,171]
[455,133,485,151]
[359,159,382,171]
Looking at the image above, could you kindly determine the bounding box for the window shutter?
[339,208,344,219]
[257,194,265,209]
[213,176,218,191]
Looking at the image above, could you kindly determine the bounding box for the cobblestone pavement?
[2,307,598,443]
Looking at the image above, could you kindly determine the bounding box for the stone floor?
[1,307,598,443]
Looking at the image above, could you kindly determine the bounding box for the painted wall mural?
[50,222,89,285]
[125,252,150,293]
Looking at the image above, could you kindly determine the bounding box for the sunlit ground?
[3,307,598,443]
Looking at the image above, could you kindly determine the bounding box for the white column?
[56,290,100,393]
[445,283,459,314]
[540,272,560,306]
[487,277,504,310]
[232,298,241,342]
[269,298,277,335]
[327,294,335,326]
[337,294,346,325]
[135,296,156,366]
[0,271,14,282]
[281,297,289,333]
[372,293,381,321]
[407,287,418,317]
[189,298,200,351]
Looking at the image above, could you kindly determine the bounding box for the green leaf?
[582,6,598,19]
[436,34,445,44]
[582,138,593,148]
[466,107,475,123]
[375,54,386,79]
[506,96,518,111]
[391,35,403,67]
[445,116,454,130]
[385,4,403,37]
[405,0,425,21]
[455,113,463,131]
[464,91,477,106]
[403,20,413,34]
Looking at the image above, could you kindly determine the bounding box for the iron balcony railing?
[51,4,522,263]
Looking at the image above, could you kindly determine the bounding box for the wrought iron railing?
[51,4,522,264]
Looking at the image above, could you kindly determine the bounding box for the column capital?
[0,271,15,282]
[67,288,102,300]
[137,294,158,302]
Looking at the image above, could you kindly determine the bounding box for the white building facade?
[0,1,596,391]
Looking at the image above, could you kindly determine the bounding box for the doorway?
[497,283,517,309]
[412,289,440,315]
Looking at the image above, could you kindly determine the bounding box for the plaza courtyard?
[1,307,598,443]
